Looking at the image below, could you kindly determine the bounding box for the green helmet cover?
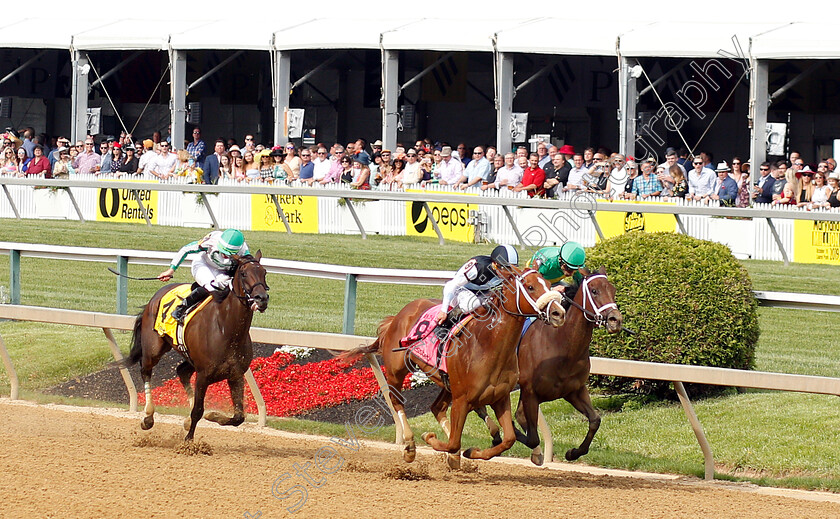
[218,229,245,255]
[559,241,586,269]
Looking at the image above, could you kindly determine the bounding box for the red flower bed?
[138,351,411,417]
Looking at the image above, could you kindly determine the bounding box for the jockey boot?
[432,309,462,341]
[171,286,210,324]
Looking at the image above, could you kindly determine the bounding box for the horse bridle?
[496,267,561,323]
[562,274,617,327]
[232,258,269,308]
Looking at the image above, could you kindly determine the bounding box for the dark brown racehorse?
[341,263,565,468]
[475,267,622,465]
[125,253,269,441]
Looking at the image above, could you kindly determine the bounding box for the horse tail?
[125,311,145,367]
[337,315,395,366]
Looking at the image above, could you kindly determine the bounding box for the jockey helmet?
[218,229,245,256]
[559,241,586,269]
[491,244,519,266]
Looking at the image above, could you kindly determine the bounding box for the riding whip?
[107,267,161,281]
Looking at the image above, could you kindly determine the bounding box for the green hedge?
[586,232,760,395]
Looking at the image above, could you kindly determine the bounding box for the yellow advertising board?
[95,181,158,224]
[593,199,676,241]
[405,190,475,243]
[251,194,319,233]
[794,220,840,264]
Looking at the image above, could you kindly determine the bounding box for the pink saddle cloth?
[399,304,450,373]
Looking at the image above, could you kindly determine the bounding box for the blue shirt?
[632,173,663,197]
[298,162,314,180]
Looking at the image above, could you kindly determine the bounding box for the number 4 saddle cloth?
[398,304,474,374]
[153,284,213,355]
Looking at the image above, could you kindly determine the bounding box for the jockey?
[158,228,250,323]
[434,244,519,336]
[526,241,586,292]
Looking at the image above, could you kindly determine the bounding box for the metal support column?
[103,327,136,412]
[766,217,789,265]
[674,214,687,235]
[749,59,769,181]
[342,199,367,239]
[270,194,292,234]
[169,49,187,151]
[131,190,152,227]
[116,256,128,315]
[495,50,514,155]
[2,185,20,219]
[674,381,715,480]
[588,211,605,241]
[343,273,358,335]
[65,188,85,222]
[9,249,20,305]
[618,56,638,157]
[272,51,291,147]
[381,48,399,152]
[422,202,444,245]
[199,194,219,229]
[70,50,89,142]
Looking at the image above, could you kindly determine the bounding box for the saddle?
[398,304,474,375]
[153,284,213,357]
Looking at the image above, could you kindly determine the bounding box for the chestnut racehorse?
[475,267,622,465]
[341,263,565,468]
[125,253,269,441]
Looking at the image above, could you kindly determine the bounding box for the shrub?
[586,232,760,396]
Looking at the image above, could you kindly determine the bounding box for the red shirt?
[26,156,52,177]
[521,166,545,197]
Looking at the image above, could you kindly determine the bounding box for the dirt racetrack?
[2,399,840,518]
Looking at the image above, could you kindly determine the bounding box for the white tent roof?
[494,18,629,56]
[750,22,840,59]
[272,18,409,51]
[72,19,214,51]
[0,18,109,49]
[618,22,787,59]
[381,19,515,52]
[170,20,275,51]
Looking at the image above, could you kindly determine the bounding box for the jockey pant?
[191,254,232,292]
[450,286,483,314]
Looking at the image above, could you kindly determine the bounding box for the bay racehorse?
[125,252,269,441]
[475,267,622,465]
[341,263,565,468]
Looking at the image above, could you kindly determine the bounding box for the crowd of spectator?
[2,125,838,210]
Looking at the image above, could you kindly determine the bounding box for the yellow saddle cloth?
[153,285,213,350]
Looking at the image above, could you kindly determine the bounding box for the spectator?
[49,137,70,168]
[73,137,100,175]
[297,148,314,185]
[1,146,18,175]
[231,155,246,181]
[486,146,498,163]
[827,172,840,208]
[98,140,111,170]
[52,147,74,178]
[656,164,674,197]
[514,153,545,197]
[536,141,550,169]
[350,154,371,189]
[700,151,715,171]
[24,145,51,177]
[769,164,788,202]
[437,146,464,186]
[480,155,505,191]
[605,154,628,199]
[565,153,587,192]
[456,143,470,166]
[339,155,353,184]
[284,143,301,178]
[459,146,492,189]
[21,127,35,158]
[582,147,594,168]
[772,182,796,206]
[119,145,139,176]
[710,162,738,206]
[16,147,30,174]
[312,146,330,183]
[753,162,774,203]
[150,142,177,180]
[243,150,259,181]
[620,160,639,199]
[378,157,398,189]
[582,160,609,194]
[809,170,831,209]
[217,153,232,180]
[419,156,434,184]
[827,158,837,173]
[631,159,663,200]
[795,166,815,206]
[430,149,441,178]
[401,148,422,186]
[371,139,383,155]
[659,148,685,178]
[731,156,744,183]
[137,139,156,175]
[104,143,125,175]
[187,127,206,167]
[687,156,715,201]
[735,164,751,208]
[242,134,256,155]
[203,140,225,185]
[543,153,570,198]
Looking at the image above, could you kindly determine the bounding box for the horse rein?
[497,268,561,323]
[562,274,617,327]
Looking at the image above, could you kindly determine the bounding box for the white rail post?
[102,327,137,412]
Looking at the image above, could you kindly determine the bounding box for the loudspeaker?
[187,102,201,124]
[0,97,11,119]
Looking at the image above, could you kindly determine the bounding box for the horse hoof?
[565,448,583,461]
[421,432,436,445]
[140,416,154,430]
[462,447,475,459]
[204,411,225,423]
[403,443,416,463]
[446,452,461,470]
[531,450,544,466]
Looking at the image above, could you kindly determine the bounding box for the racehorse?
[125,253,269,441]
[341,263,565,468]
[475,267,622,465]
